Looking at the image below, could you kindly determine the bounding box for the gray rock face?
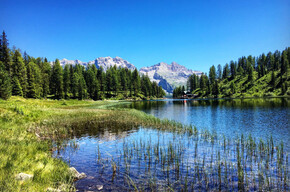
[58,57,136,71]
[55,58,203,93]
[89,56,136,71]
[140,62,202,93]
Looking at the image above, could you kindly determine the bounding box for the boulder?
[69,167,87,180]
[15,173,33,181]
[96,185,103,190]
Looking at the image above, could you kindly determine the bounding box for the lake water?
[54,98,290,191]
[128,98,290,150]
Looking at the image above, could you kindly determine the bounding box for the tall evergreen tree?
[26,62,37,98]
[0,62,11,99]
[270,70,276,89]
[12,50,27,96]
[50,59,64,99]
[63,64,71,98]
[12,76,23,96]
[209,65,216,85]
[78,75,87,100]
[230,61,236,79]
[217,64,222,80]
[0,31,11,74]
[222,63,230,79]
[132,69,141,96]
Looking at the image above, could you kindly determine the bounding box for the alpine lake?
[53,98,290,191]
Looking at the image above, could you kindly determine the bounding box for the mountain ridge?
[56,57,202,93]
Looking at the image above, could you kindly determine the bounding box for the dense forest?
[0,31,166,100]
[173,47,290,98]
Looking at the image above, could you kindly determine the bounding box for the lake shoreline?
[0,97,289,191]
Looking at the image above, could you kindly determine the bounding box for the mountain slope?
[140,62,202,93]
[58,56,136,71]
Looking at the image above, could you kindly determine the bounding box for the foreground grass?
[0,97,192,191]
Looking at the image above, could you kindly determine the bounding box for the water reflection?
[128,98,290,151]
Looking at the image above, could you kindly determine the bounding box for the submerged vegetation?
[0,97,191,191]
[1,97,289,191]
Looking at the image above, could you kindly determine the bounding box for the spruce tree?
[209,65,216,85]
[42,60,51,98]
[230,61,236,79]
[12,76,23,96]
[248,65,254,82]
[71,72,79,98]
[0,31,12,74]
[12,50,27,96]
[26,62,37,98]
[50,59,64,99]
[0,62,12,99]
[63,64,71,98]
[270,70,276,89]
[78,75,87,100]
[132,69,141,96]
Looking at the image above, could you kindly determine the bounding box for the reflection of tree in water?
[69,121,139,140]
[171,98,289,109]
[130,100,167,110]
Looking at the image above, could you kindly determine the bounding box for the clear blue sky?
[1,0,289,72]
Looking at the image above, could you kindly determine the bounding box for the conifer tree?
[209,65,216,85]
[12,76,23,96]
[0,31,12,74]
[132,69,141,96]
[248,65,254,82]
[230,61,236,79]
[12,50,27,96]
[42,59,51,98]
[78,75,87,100]
[222,64,230,79]
[50,59,63,99]
[63,64,71,98]
[270,70,276,89]
[26,62,37,98]
[71,72,79,98]
[217,64,222,80]
[0,62,11,99]
[230,82,236,94]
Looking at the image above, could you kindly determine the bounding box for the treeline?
[0,31,165,100]
[173,47,289,98]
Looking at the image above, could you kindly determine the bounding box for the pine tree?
[42,60,51,98]
[12,50,27,96]
[270,70,276,89]
[12,76,23,96]
[71,72,79,98]
[212,80,219,97]
[209,65,216,85]
[0,31,12,74]
[63,64,71,98]
[230,61,236,79]
[132,69,141,96]
[222,64,230,79]
[26,62,37,98]
[281,50,289,80]
[50,59,64,99]
[78,75,87,100]
[0,62,12,99]
[217,64,222,80]
[230,82,236,95]
[248,65,254,82]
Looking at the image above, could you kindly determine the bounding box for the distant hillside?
[173,47,290,98]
